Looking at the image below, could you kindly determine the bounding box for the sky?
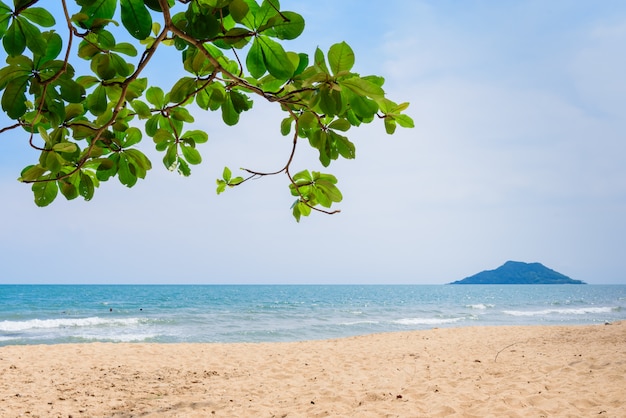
[0,1,625,284]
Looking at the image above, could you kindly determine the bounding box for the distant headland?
[449,261,586,285]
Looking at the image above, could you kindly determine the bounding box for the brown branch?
[0,122,23,134]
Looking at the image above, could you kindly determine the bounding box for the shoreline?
[1,322,625,417]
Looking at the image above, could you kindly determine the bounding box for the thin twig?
[494,340,528,362]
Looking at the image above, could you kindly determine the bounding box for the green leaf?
[35,31,63,66]
[124,149,152,172]
[42,150,62,173]
[221,93,239,126]
[246,37,266,78]
[384,117,396,134]
[318,86,341,117]
[218,27,251,49]
[239,0,259,29]
[340,76,385,100]
[1,74,29,119]
[183,130,208,144]
[111,42,138,56]
[171,107,194,123]
[395,114,414,128]
[152,128,173,145]
[216,179,226,194]
[163,143,178,170]
[316,179,342,203]
[109,53,133,77]
[258,35,294,80]
[291,200,311,222]
[52,142,78,153]
[280,117,292,135]
[96,156,118,181]
[180,143,202,165]
[19,16,47,56]
[20,7,55,27]
[3,19,26,56]
[130,99,151,118]
[177,158,190,176]
[292,169,312,183]
[117,154,137,187]
[146,86,164,108]
[0,14,10,40]
[229,90,252,113]
[91,54,116,80]
[79,171,95,201]
[255,0,279,29]
[19,165,47,182]
[126,77,146,100]
[79,0,117,29]
[328,119,351,132]
[56,77,86,103]
[77,38,100,59]
[32,180,58,207]
[121,127,142,147]
[64,103,85,121]
[120,0,152,40]
[347,90,379,120]
[270,11,304,40]
[169,77,196,104]
[331,131,355,160]
[229,0,249,22]
[222,166,232,182]
[76,75,100,89]
[328,41,354,75]
[293,52,309,77]
[186,7,219,39]
[59,179,79,200]
[86,84,107,116]
[297,111,317,130]
[314,47,329,74]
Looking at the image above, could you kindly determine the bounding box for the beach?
[1,322,624,417]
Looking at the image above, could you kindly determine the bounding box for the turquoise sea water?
[1,285,625,346]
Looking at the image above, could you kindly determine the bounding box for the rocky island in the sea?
[449,261,586,284]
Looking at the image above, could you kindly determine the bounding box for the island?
[449,261,586,284]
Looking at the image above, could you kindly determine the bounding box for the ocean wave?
[340,320,380,326]
[0,317,143,332]
[393,317,464,325]
[466,303,495,310]
[77,333,159,343]
[502,307,617,317]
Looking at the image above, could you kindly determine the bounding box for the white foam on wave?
[466,303,494,310]
[0,317,142,332]
[393,317,464,325]
[502,306,616,317]
[78,333,159,343]
[341,320,380,326]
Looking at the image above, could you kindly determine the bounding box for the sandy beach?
[1,322,624,417]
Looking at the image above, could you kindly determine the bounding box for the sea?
[1,285,625,346]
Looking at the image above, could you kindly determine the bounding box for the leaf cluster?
[0,0,414,220]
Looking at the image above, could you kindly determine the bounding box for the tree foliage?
[0,0,413,221]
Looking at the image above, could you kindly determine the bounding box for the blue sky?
[0,0,625,284]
